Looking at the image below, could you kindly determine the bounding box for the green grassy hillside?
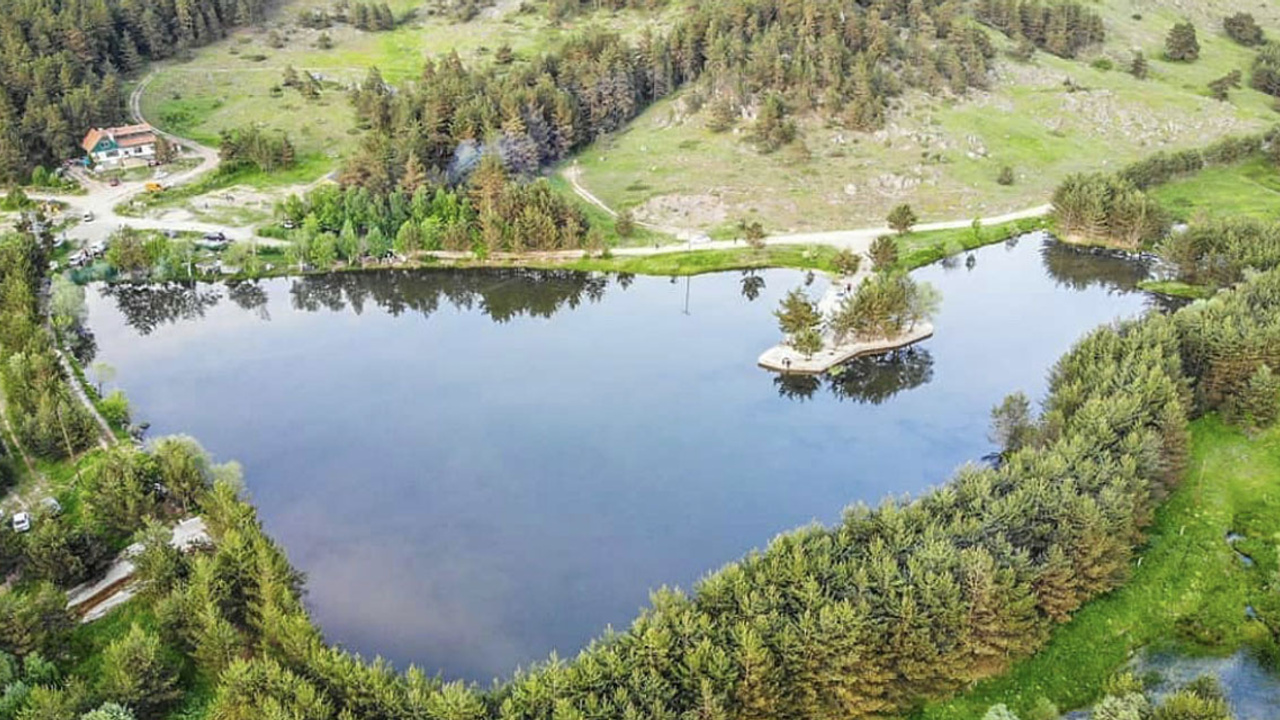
[571,0,1280,234]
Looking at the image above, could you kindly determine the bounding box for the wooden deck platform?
[758,322,934,374]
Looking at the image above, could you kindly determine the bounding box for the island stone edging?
[758,322,935,374]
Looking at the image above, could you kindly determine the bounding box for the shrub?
[99,390,130,429]
[887,204,917,234]
[614,210,635,238]
[831,248,862,276]
[1224,13,1264,46]
[1130,51,1148,79]
[997,165,1015,185]
[869,235,899,270]
[1165,23,1200,61]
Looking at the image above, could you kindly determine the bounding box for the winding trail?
[563,164,1053,258]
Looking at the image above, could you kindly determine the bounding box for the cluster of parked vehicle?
[67,238,109,268]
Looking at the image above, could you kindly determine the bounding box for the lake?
[82,235,1158,682]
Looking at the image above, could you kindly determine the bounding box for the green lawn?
[1150,156,1280,222]
[917,416,1280,719]
[571,0,1279,234]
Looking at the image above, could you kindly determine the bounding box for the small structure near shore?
[760,269,936,374]
[66,516,210,622]
[759,321,934,374]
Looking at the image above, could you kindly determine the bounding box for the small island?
[760,240,940,374]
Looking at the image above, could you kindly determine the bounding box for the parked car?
[82,211,94,222]
[89,240,108,256]
[282,219,296,229]
[108,177,121,187]
[145,182,165,193]
[40,497,62,516]
[67,250,89,268]
[12,512,31,533]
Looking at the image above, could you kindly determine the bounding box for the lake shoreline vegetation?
[6,186,1280,719]
[4,0,1280,718]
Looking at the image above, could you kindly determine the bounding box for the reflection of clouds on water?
[83,237,1160,683]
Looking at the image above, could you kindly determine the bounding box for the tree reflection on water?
[772,347,935,404]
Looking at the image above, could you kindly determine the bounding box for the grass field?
[138,0,686,182]
[1150,155,1280,221]
[572,0,1280,234]
[917,416,1280,718]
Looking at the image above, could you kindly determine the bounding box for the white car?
[12,512,31,533]
[82,211,94,222]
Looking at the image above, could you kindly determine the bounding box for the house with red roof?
[81,124,158,165]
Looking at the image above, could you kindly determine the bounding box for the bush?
[887,203,918,234]
[99,390,130,429]
[869,235,899,271]
[1224,13,1264,46]
[997,165,1015,185]
[1130,51,1149,79]
[1165,23,1200,61]
[614,210,635,238]
[831,248,862,276]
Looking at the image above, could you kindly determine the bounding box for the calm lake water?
[84,236,1157,682]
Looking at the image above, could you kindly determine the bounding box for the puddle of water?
[1130,651,1280,720]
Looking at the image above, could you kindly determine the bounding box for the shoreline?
[758,322,935,374]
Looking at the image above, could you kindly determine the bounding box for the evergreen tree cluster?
[217,126,297,173]
[1159,218,1280,288]
[1164,22,1200,62]
[0,233,97,459]
[342,0,1007,193]
[0,0,267,182]
[830,272,939,343]
[1053,128,1278,247]
[345,1,397,31]
[299,0,397,31]
[282,155,593,262]
[545,0,667,23]
[973,0,1106,58]
[1050,172,1166,248]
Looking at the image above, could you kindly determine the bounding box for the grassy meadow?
[571,0,1280,234]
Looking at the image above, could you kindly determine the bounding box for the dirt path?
[53,346,114,448]
[562,165,1053,256]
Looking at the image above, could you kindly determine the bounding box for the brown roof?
[81,123,157,153]
[117,131,157,148]
[80,128,105,153]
